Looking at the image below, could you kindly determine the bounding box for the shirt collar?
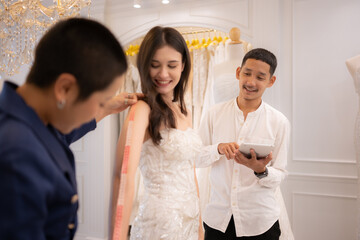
[233,97,265,118]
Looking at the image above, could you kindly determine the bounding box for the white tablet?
[239,142,274,158]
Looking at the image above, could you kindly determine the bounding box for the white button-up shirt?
[197,98,290,237]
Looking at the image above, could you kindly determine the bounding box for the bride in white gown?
[131,128,202,239]
[112,26,204,240]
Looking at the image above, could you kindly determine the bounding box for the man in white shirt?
[197,48,290,239]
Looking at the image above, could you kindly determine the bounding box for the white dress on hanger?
[213,72,239,103]
[130,128,202,240]
[214,40,226,65]
[192,47,209,129]
[200,44,216,122]
[212,42,244,104]
[119,63,142,126]
[202,40,241,119]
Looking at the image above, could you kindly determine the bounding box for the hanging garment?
[192,47,209,129]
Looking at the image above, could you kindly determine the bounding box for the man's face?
[236,58,275,102]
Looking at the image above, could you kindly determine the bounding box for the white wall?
[283,0,360,239]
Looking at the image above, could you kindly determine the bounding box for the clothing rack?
[181,28,217,35]
[125,28,228,56]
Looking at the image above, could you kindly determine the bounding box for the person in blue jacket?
[0,18,140,239]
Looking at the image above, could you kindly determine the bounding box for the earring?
[57,99,66,109]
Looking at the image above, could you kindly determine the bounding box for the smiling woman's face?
[149,45,184,99]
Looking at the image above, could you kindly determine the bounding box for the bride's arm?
[111,101,150,240]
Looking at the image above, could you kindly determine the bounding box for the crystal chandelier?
[0,0,91,76]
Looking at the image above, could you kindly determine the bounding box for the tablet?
[239,142,274,158]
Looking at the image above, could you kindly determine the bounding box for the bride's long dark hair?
[137,26,191,145]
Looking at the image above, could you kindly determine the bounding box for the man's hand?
[234,149,272,173]
[96,92,144,122]
[217,142,239,160]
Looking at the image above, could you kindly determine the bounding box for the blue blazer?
[0,81,96,240]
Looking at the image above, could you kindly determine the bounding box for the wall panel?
[293,192,357,240]
[292,0,360,161]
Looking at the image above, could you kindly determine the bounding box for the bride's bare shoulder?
[130,100,150,115]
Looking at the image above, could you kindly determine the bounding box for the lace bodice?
[130,128,202,240]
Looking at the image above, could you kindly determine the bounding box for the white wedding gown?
[130,128,201,240]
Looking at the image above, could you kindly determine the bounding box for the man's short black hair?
[27,18,128,100]
[241,48,277,76]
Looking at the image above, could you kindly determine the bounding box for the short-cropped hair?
[27,18,128,101]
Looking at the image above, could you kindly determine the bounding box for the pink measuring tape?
[112,106,136,240]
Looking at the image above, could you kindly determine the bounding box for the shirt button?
[71,194,78,204]
[68,223,75,229]
[232,202,236,206]
[233,186,236,189]
[234,170,238,173]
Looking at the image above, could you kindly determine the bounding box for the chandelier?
[0,0,91,77]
